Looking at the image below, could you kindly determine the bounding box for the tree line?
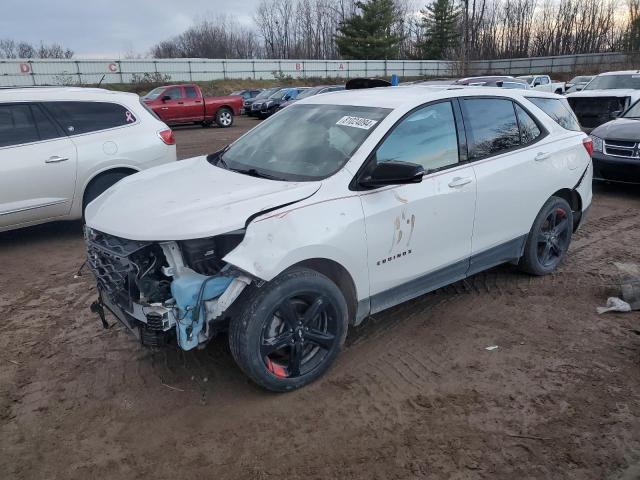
[2,0,639,61]
[0,39,73,59]
[151,0,639,61]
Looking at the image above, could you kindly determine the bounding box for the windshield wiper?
[207,145,230,169]
[229,168,284,181]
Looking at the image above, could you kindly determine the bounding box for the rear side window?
[527,97,581,131]
[31,104,61,141]
[43,101,137,135]
[0,104,39,147]
[185,87,198,98]
[514,104,542,145]
[461,98,520,160]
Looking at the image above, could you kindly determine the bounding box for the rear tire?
[519,196,573,276]
[215,108,233,128]
[83,172,130,214]
[229,268,348,392]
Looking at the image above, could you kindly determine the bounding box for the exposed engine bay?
[567,96,630,130]
[85,227,251,349]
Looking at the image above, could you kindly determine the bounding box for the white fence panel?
[0,53,638,87]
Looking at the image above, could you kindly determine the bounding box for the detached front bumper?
[592,151,640,184]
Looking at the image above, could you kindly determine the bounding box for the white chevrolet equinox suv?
[85,86,593,391]
[0,87,176,232]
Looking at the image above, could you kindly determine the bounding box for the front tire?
[519,196,573,275]
[229,268,348,392]
[215,108,233,128]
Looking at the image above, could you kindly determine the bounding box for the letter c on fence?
[20,63,31,74]
[108,63,118,72]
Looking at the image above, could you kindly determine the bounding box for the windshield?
[269,89,294,100]
[216,104,391,181]
[143,87,165,100]
[518,76,534,84]
[623,100,640,118]
[295,87,323,99]
[584,75,640,90]
[255,88,279,99]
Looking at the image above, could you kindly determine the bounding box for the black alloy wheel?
[261,293,338,378]
[229,268,348,392]
[536,206,571,268]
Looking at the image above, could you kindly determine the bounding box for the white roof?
[301,85,560,110]
[598,70,640,76]
[0,86,139,102]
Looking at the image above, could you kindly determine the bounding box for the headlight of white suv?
[590,135,604,153]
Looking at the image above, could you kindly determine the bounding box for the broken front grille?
[84,228,150,312]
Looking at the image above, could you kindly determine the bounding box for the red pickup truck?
[142,84,243,128]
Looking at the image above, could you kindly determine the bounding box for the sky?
[1,0,262,58]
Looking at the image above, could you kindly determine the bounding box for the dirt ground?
[1,116,640,480]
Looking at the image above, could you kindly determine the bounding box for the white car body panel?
[86,86,592,329]
[86,156,321,241]
[0,87,176,232]
[0,136,78,227]
[565,88,640,100]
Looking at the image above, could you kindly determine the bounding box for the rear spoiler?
[345,78,392,90]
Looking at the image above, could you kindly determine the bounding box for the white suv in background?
[0,87,177,232]
[85,87,593,392]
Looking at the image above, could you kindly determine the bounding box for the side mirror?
[359,161,425,188]
[161,95,172,102]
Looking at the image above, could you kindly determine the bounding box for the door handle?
[448,176,473,188]
[534,152,551,162]
[45,156,69,164]
[177,102,184,105]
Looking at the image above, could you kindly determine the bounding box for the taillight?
[158,129,175,145]
[582,137,593,156]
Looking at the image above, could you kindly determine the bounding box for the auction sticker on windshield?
[336,116,378,130]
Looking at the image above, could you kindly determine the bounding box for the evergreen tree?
[335,0,402,59]
[418,0,460,59]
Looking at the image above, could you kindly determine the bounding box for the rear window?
[43,101,137,135]
[527,97,581,131]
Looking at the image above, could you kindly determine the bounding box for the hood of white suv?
[85,156,321,241]
[566,89,640,99]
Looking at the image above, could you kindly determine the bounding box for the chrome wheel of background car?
[219,111,232,126]
[537,207,571,268]
[260,294,338,378]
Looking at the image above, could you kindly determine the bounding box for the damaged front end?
[85,227,251,350]
[568,96,630,131]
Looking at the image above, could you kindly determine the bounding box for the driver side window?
[374,101,459,172]
[164,87,182,100]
